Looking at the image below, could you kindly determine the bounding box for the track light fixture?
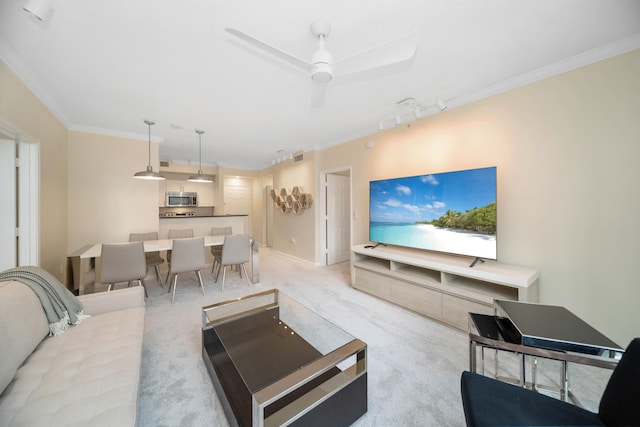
[377,97,448,131]
[134,120,165,180]
[188,129,214,183]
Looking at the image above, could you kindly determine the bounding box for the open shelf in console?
[389,261,441,286]
[351,244,539,330]
[441,273,518,303]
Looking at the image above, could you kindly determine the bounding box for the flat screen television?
[369,166,497,261]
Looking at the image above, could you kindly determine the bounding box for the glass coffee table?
[202,289,367,427]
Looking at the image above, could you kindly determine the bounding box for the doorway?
[322,168,351,265]
[0,124,39,270]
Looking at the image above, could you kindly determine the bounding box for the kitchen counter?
[159,214,248,218]
[159,215,251,265]
[159,215,249,238]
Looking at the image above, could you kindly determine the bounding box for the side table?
[469,301,622,405]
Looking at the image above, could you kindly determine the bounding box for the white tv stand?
[351,244,539,330]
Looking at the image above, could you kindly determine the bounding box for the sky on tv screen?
[369,167,496,224]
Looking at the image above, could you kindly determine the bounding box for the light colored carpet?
[135,248,612,426]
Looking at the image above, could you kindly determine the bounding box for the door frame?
[319,166,352,266]
[0,121,40,267]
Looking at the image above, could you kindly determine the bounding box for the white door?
[0,129,39,271]
[326,173,350,265]
[264,185,273,246]
[224,184,250,215]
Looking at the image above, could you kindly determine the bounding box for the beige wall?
[269,151,317,262]
[251,171,273,246]
[317,49,640,346]
[0,60,68,280]
[67,131,159,252]
[3,47,638,345]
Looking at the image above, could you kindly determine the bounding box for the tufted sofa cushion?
[0,281,49,394]
[0,287,145,427]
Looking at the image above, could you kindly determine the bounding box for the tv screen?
[369,166,497,260]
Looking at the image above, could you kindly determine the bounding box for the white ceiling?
[1,0,639,170]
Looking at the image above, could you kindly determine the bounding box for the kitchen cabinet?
[166,180,197,193]
[158,179,214,207]
[197,182,214,207]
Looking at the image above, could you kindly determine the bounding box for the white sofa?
[0,280,145,427]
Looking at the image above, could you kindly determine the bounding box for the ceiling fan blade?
[333,30,420,76]
[225,28,314,73]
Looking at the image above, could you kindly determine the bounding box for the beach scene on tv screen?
[369,167,497,259]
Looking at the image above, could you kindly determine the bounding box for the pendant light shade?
[134,120,165,180]
[187,129,213,183]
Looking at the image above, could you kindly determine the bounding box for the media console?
[351,244,539,330]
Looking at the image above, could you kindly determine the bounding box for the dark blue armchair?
[461,337,640,426]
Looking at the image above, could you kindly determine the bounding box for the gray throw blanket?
[0,266,89,336]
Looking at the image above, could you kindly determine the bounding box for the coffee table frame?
[202,289,367,427]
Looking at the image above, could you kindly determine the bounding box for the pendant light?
[187,129,213,183]
[134,120,165,180]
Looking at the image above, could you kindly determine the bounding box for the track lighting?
[377,97,449,130]
[134,120,165,180]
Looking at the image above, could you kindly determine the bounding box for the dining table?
[67,235,259,295]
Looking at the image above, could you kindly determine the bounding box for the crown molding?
[0,34,72,129]
[69,125,163,143]
[449,33,640,109]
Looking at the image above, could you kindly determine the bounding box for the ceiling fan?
[225,20,419,84]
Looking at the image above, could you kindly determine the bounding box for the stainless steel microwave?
[166,191,198,207]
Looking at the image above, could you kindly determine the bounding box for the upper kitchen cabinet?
[197,181,215,207]
[158,179,215,207]
[165,179,196,193]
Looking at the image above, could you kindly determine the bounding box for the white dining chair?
[166,237,206,304]
[210,226,232,275]
[165,228,194,283]
[99,241,147,297]
[129,231,164,284]
[215,234,251,292]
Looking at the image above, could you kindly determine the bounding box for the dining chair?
[215,234,251,292]
[99,241,147,297]
[210,226,232,275]
[165,228,194,282]
[166,237,206,304]
[129,231,164,284]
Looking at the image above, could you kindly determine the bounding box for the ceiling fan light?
[311,63,332,83]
